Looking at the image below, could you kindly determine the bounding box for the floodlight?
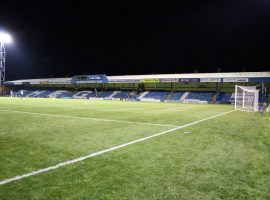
[0,31,12,85]
[0,32,12,43]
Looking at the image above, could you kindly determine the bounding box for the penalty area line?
[0,110,235,185]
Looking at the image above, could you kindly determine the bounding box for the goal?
[234,85,259,112]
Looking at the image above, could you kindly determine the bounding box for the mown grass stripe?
[0,109,178,128]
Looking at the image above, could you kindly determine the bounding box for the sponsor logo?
[140,79,160,83]
[179,78,200,82]
[223,78,248,82]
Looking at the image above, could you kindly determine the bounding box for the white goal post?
[234,85,259,112]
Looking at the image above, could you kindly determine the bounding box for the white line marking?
[0,109,178,128]
[0,110,235,185]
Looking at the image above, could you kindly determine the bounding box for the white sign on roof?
[200,78,221,82]
[223,78,248,82]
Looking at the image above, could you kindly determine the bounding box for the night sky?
[1,1,270,80]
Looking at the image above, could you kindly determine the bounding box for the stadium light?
[0,32,12,43]
[0,32,12,85]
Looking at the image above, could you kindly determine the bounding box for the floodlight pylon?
[0,41,6,86]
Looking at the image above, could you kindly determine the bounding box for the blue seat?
[14,90,33,97]
[186,92,215,102]
[72,91,93,99]
[167,92,185,101]
[113,91,130,99]
[98,91,113,98]
[143,91,169,101]
[217,93,233,104]
[58,91,74,98]
[38,90,54,98]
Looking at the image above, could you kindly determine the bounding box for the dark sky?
[1,0,270,80]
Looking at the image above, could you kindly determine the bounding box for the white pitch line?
[0,109,178,128]
[0,110,235,185]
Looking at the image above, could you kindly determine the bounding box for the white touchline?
[0,109,178,128]
[0,110,235,185]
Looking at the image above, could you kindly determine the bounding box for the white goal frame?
[234,85,259,112]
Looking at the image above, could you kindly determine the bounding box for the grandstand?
[2,71,270,104]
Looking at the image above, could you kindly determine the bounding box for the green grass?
[0,97,269,199]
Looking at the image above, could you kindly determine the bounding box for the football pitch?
[0,97,269,199]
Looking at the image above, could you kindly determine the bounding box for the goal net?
[234,85,259,112]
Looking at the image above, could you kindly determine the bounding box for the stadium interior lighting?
[0,32,12,43]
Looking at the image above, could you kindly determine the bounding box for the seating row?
[11,90,234,104]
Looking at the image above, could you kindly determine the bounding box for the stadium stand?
[4,72,269,105]
[27,90,42,97]
[184,92,215,103]
[38,90,55,98]
[14,90,33,97]
[10,88,268,105]
[112,91,130,99]
[47,90,73,98]
[164,92,185,102]
[127,91,140,101]
[10,89,220,103]
[58,91,74,99]
[98,91,114,98]
[88,91,98,98]
[72,91,93,99]
[217,93,233,104]
[139,91,169,102]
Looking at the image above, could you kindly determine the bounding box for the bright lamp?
[0,32,12,43]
